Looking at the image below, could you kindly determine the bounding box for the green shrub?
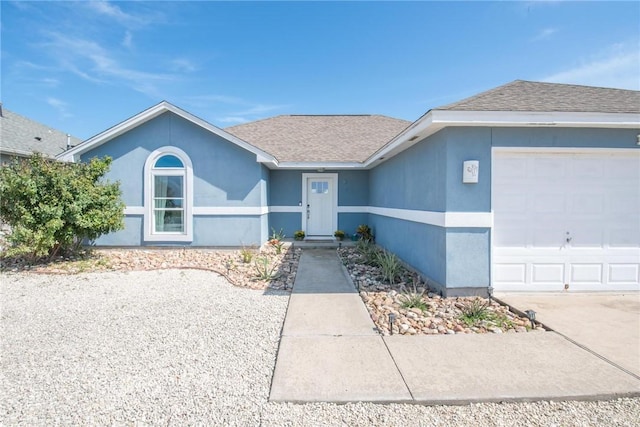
[0,154,124,261]
[356,224,373,242]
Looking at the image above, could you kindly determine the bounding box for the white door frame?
[302,173,338,236]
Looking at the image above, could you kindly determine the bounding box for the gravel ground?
[1,270,639,426]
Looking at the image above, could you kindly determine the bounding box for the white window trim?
[144,146,193,242]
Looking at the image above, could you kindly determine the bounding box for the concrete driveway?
[496,292,640,377]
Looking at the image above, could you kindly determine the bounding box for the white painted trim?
[143,146,194,242]
[366,206,493,228]
[276,161,364,170]
[337,206,368,213]
[302,173,338,235]
[269,206,303,213]
[492,147,640,155]
[433,110,640,128]
[124,202,493,228]
[123,206,145,215]
[193,206,269,215]
[126,206,272,216]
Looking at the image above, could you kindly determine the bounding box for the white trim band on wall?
[123,205,492,227]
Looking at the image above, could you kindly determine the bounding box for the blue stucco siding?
[92,216,143,246]
[369,131,448,212]
[445,228,490,288]
[338,213,369,237]
[193,216,264,246]
[337,170,369,206]
[443,128,492,212]
[269,170,303,206]
[369,214,447,286]
[269,212,302,237]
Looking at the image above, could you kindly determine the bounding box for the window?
[144,148,193,242]
[311,181,329,194]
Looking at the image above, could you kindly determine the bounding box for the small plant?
[356,239,380,266]
[254,257,279,281]
[334,230,345,240]
[294,230,305,241]
[459,299,492,326]
[399,290,429,311]
[268,228,286,254]
[376,249,402,285]
[356,224,373,242]
[240,245,255,263]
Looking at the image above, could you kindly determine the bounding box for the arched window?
[144,147,193,242]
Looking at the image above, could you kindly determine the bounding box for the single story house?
[59,80,640,295]
[0,104,81,164]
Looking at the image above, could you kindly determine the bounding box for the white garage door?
[492,149,640,291]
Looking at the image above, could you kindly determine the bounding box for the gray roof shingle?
[436,80,640,113]
[0,106,81,158]
[226,115,411,163]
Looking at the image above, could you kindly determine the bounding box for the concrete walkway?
[269,249,640,404]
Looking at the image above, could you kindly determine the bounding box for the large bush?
[0,154,124,260]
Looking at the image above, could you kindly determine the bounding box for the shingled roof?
[1,106,81,158]
[436,80,640,113]
[226,115,411,163]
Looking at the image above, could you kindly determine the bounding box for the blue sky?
[2,1,639,140]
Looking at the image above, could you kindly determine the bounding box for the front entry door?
[304,175,336,236]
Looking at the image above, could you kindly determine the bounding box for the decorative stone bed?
[0,244,301,291]
[337,246,544,336]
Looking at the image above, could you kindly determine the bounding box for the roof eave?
[274,161,364,170]
[364,110,640,167]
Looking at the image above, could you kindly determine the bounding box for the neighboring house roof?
[436,80,640,113]
[225,115,411,163]
[0,105,81,158]
[58,101,277,166]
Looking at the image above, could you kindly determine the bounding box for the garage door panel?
[534,158,566,179]
[570,264,603,284]
[534,194,566,213]
[609,228,640,247]
[609,264,640,284]
[492,150,640,291]
[493,264,526,285]
[532,264,565,285]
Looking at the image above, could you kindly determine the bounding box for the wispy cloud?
[84,1,161,28]
[122,31,133,49]
[531,27,558,41]
[46,97,73,118]
[171,58,197,73]
[180,94,290,125]
[542,42,640,90]
[40,32,177,98]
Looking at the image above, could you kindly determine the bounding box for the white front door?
[303,174,337,236]
[492,149,640,291]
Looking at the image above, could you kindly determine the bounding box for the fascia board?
[431,110,640,128]
[275,161,364,170]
